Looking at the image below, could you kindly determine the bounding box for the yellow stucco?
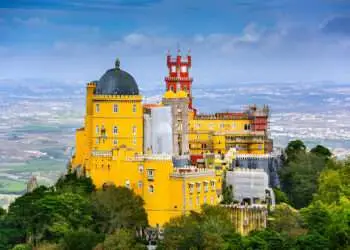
[72,82,221,227]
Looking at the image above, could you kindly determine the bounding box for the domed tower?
[73,58,143,173]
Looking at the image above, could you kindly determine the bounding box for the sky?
[1,0,350,88]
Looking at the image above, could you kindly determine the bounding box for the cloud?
[1,20,350,86]
[13,17,48,26]
[321,16,350,35]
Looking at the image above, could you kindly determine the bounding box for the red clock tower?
[165,49,194,109]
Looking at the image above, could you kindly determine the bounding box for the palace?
[71,52,273,227]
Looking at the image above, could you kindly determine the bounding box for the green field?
[0,158,67,194]
[0,178,26,194]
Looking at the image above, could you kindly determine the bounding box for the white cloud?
[13,17,48,26]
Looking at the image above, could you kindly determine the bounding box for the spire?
[115,58,120,70]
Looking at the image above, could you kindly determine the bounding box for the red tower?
[165,49,194,109]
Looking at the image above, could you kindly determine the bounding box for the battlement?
[91,150,112,157]
[235,154,275,159]
[93,95,142,101]
[87,82,97,87]
[170,166,216,178]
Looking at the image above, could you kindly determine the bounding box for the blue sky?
[1,0,350,87]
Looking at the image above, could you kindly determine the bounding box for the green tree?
[160,205,237,250]
[97,229,146,250]
[244,230,290,250]
[221,171,233,204]
[91,186,148,234]
[300,201,331,235]
[268,203,304,238]
[279,152,326,208]
[295,232,329,250]
[273,188,289,204]
[55,172,95,196]
[310,145,332,159]
[61,229,103,250]
[285,140,306,162]
[7,188,93,245]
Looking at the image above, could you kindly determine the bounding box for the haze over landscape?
[1,0,350,206]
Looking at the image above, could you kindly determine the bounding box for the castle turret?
[165,49,194,110]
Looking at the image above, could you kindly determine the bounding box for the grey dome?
[95,59,139,95]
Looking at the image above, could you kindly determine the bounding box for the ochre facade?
[71,53,271,227]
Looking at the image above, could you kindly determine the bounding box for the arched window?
[132,125,137,135]
[96,125,99,134]
[113,126,118,135]
[132,104,137,113]
[113,104,118,113]
[149,185,154,193]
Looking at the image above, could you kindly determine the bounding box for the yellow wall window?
[138,165,144,173]
[211,180,216,190]
[113,126,118,135]
[113,139,118,145]
[196,183,201,193]
[196,196,200,206]
[96,125,99,135]
[188,184,194,194]
[113,104,118,113]
[95,103,100,113]
[138,181,143,189]
[204,182,209,192]
[132,125,137,135]
[132,104,137,113]
[147,169,154,180]
[133,137,136,145]
[149,185,154,193]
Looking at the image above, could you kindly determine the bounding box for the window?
[210,197,214,204]
[188,183,194,194]
[196,196,200,206]
[149,185,154,193]
[95,104,100,113]
[147,169,154,180]
[204,196,207,203]
[113,126,118,135]
[210,180,216,190]
[170,86,174,91]
[113,139,118,145]
[171,65,176,73]
[138,165,144,173]
[132,125,137,135]
[133,137,137,145]
[204,182,209,192]
[96,125,99,135]
[132,104,137,113]
[181,65,187,73]
[176,82,181,91]
[101,125,106,136]
[113,104,118,113]
[138,181,143,189]
[220,123,224,129]
[96,138,99,144]
[196,183,201,193]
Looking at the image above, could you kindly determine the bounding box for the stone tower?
[162,95,189,156]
